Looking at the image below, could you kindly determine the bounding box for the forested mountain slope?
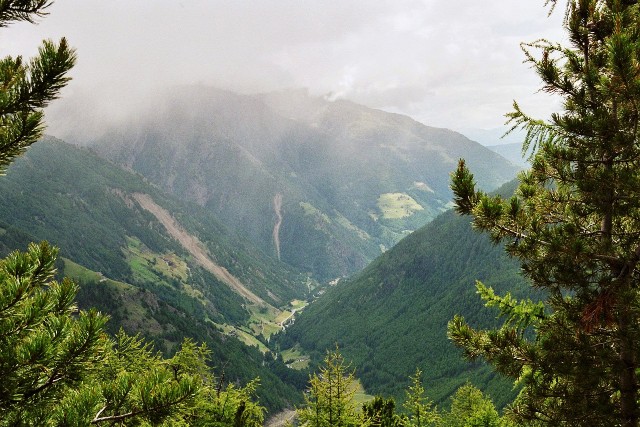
[0,137,310,411]
[281,180,528,408]
[1,137,308,306]
[57,87,520,281]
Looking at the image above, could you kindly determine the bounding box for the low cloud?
[4,0,565,131]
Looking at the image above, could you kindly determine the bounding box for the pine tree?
[0,242,108,424]
[0,3,266,425]
[449,1,640,426]
[442,384,502,427]
[0,244,218,426]
[403,369,439,427]
[363,396,404,427]
[0,0,76,173]
[297,348,366,427]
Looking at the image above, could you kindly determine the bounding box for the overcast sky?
[3,0,566,133]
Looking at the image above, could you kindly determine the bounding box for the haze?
[3,0,564,134]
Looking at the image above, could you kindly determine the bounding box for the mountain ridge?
[55,86,521,281]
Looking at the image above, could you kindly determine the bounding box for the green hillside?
[1,136,309,305]
[65,259,306,412]
[61,87,520,281]
[0,138,312,412]
[281,180,528,408]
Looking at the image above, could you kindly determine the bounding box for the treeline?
[295,349,513,427]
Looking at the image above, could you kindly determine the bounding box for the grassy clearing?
[216,322,270,353]
[290,299,308,310]
[236,327,269,353]
[247,304,286,340]
[62,258,104,283]
[246,298,309,341]
[248,305,281,326]
[300,202,331,224]
[352,379,374,406]
[281,345,310,370]
[62,259,166,337]
[275,310,293,324]
[377,193,424,219]
[124,236,190,284]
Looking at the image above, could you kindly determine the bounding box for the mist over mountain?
[54,87,520,282]
[8,88,529,417]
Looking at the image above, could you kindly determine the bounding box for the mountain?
[0,137,310,411]
[280,180,529,408]
[56,87,521,282]
[486,142,530,168]
[456,126,526,147]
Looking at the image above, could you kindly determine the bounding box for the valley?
[0,89,522,418]
[6,0,636,423]
[59,87,520,281]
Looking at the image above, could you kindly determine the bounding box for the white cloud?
[2,0,566,130]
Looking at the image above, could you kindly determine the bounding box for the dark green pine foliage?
[0,0,75,173]
[0,242,107,423]
[449,1,640,426]
[0,243,222,426]
[363,396,405,427]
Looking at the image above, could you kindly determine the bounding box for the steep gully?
[273,193,283,260]
[132,193,265,306]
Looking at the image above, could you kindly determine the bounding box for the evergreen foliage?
[297,349,367,426]
[0,0,75,173]
[363,396,405,427]
[403,369,440,427]
[449,1,640,425]
[0,243,266,425]
[441,384,504,427]
[0,242,107,424]
[0,3,272,424]
[297,359,512,427]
